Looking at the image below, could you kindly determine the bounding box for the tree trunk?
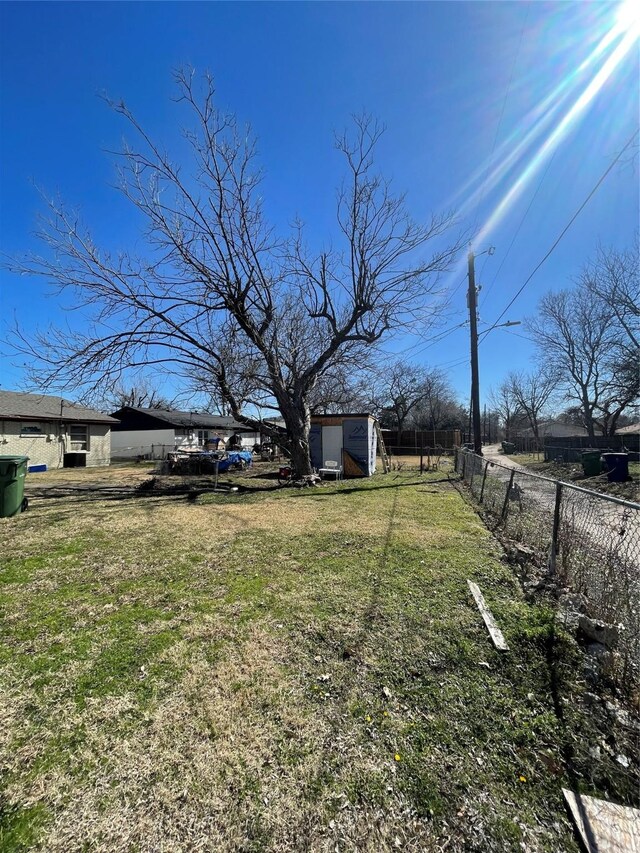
[584,411,596,439]
[279,400,314,477]
[608,407,624,437]
[287,432,314,477]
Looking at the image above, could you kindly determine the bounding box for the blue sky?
[1,1,638,409]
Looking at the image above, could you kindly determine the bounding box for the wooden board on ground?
[467,580,509,651]
[563,789,640,853]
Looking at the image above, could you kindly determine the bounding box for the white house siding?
[111,427,262,459]
[81,425,111,467]
[0,420,112,469]
[111,428,178,459]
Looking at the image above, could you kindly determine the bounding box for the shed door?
[321,425,343,465]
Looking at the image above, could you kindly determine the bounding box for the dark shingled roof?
[0,391,119,424]
[115,408,244,429]
[109,406,280,432]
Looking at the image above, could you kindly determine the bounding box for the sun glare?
[614,0,640,38]
[461,0,640,248]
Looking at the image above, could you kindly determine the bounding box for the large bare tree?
[528,245,639,437]
[527,289,609,438]
[9,71,461,474]
[580,243,640,433]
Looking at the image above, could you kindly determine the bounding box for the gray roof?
[616,422,640,435]
[0,391,119,424]
[517,420,589,438]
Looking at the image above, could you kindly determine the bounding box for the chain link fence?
[455,449,640,694]
[386,446,454,473]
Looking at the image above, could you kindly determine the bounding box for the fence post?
[420,447,424,475]
[501,469,516,521]
[462,452,467,480]
[548,481,563,575]
[479,461,490,504]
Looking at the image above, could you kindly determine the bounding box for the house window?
[197,429,209,446]
[69,424,88,451]
[20,422,45,437]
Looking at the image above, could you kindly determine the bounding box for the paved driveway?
[482,444,530,472]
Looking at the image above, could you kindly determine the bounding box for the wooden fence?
[381,428,461,450]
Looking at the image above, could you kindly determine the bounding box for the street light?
[478,319,521,341]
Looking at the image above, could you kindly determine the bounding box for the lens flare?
[614,0,640,38]
[457,3,640,250]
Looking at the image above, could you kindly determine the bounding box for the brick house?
[0,391,118,469]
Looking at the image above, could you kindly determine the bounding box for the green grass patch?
[0,465,628,850]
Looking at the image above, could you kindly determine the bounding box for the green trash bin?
[0,456,29,518]
[581,450,601,477]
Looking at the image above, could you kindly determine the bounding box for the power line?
[447,273,468,300]
[500,328,536,343]
[379,307,468,360]
[480,128,639,342]
[406,320,469,359]
[431,354,469,371]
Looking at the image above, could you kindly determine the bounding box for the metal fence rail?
[455,449,640,692]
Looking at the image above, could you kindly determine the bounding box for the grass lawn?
[504,453,544,467]
[0,463,623,851]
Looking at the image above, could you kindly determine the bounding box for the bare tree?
[413,369,465,434]
[582,242,639,355]
[528,244,639,437]
[308,364,371,415]
[8,71,461,474]
[507,368,557,445]
[488,380,522,442]
[83,379,179,413]
[369,360,431,433]
[527,289,609,438]
[580,243,640,434]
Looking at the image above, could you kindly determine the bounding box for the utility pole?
[468,250,483,455]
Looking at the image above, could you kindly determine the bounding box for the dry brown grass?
[3,621,440,852]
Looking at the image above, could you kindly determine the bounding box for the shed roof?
[311,413,375,420]
[0,391,119,424]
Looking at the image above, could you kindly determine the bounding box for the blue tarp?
[217,451,253,473]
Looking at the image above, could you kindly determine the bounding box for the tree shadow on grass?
[282,476,452,500]
[21,474,455,521]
